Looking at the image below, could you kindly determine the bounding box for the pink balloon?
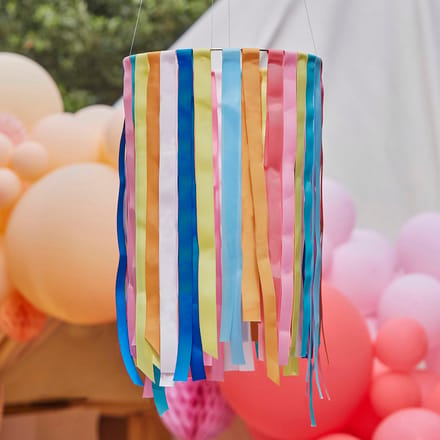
[378,274,440,349]
[375,318,428,372]
[411,371,440,405]
[397,213,440,281]
[426,347,440,375]
[373,408,440,440]
[425,383,440,415]
[323,178,356,246]
[329,239,395,316]
[322,235,334,280]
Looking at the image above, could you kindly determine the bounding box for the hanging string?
[303,0,318,54]
[129,0,144,56]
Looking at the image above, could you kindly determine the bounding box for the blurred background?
[1,1,440,439]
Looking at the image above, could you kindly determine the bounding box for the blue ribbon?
[219,49,245,365]
[115,123,143,387]
[301,56,316,358]
[174,49,206,381]
[152,366,169,415]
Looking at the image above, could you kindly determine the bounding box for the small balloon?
[378,274,440,349]
[411,370,440,405]
[0,168,22,209]
[31,113,100,169]
[370,372,421,418]
[375,318,428,372]
[0,53,63,129]
[0,112,27,145]
[11,141,49,181]
[0,133,13,166]
[323,178,356,246]
[373,408,440,440]
[397,212,440,282]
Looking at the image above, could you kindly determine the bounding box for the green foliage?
[0,0,210,111]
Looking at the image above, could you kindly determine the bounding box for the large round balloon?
[0,53,63,129]
[31,113,100,169]
[4,163,118,324]
[220,286,373,440]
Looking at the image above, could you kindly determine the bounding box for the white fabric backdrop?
[172,0,440,236]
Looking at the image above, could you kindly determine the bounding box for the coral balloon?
[318,435,360,440]
[378,274,440,349]
[370,373,421,418]
[0,113,27,145]
[31,113,100,169]
[346,397,382,440]
[220,286,373,440]
[426,347,440,375]
[329,239,395,316]
[373,408,440,440]
[0,292,46,342]
[0,168,21,208]
[323,178,356,246]
[102,106,124,168]
[0,134,13,166]
[424,384,440,415]
[162,381,234,440]
[0,53,63,129]
[411,370,440,404]
[0,244,12,303]
[397,213,440,282]
[11,141,49,181]
[4,163,118,324]
[375,318,428,372]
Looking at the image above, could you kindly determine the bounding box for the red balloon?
[220,286,373,440]
[346,396,382,440]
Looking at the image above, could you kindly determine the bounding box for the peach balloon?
[4,163,118,324]
[76,104,115,128]
[0,134,13,166]
[375,318,428,372]
[0,168,22,208]
[370,373,421,418]
[102,106,124,168]
[0,53,63,129]
[31,113,100,169]
[11,141,49,181]
[0,244,12,303]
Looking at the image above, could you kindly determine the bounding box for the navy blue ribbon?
[116,123,143,386]
[174,49,206,381]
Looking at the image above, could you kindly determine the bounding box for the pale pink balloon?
[31,113,100,169]
[11,141,49,181]
[323,178,356,246]
[322,235,334,280]
[351,229,398,271]
[378,274,440,349]
[366,317,379,341]
[375,318,428,373]
[0,168,22,209]
[329,239,395,316]
[397,213,440,281]
[318,435,361,440]
[0,134,13,167]
[0,53,63,129]
[373,408,440,440]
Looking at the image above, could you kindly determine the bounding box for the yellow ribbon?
[242,48,279,384]
[145,51,161,357]
[134,53,154,380]
[193,49,218,358]
[285,53,308,376]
